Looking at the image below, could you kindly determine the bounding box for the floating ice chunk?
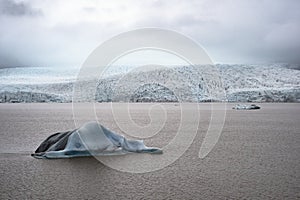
[32,121,162,159]
[232,104,260,110]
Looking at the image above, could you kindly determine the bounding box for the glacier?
[0,64,299,103]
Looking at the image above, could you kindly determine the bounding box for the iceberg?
[32,121,162,159]
[232,104,260,110]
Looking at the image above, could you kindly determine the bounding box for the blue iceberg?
[32,121,162,159]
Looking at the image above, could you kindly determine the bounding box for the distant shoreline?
[0,102,299,104]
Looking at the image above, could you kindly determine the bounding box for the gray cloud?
[0,0,299,68]
[0,0,42,16]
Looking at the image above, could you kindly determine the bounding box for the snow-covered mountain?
[0,64,299,103]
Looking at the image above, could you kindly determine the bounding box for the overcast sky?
[0,0,299,68]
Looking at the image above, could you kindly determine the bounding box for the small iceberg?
[232,104,260,110]
[32,121,162,159]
